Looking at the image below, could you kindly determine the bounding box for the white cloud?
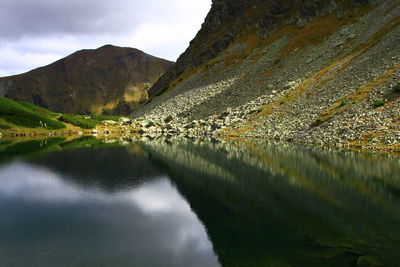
[0,0,212,76]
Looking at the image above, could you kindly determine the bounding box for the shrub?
[59,114,99,129]
[340,100,348,107]
[373,100,385,108]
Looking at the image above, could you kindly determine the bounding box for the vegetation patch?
[18,102,58,117]
[311,100,346,127]
[0,97,65,130]
[311,64,399,127]
[278,14,356,60]
[58,114,100,129]
[373,100,386,108]
[59,114,120,129]
[91,114,120,122]
[0,124,11,130]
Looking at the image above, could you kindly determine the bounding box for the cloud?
[0,0,212,76]
[0,0,148,38]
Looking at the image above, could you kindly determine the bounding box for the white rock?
[103,120,117,125]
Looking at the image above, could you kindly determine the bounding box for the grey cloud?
[0,0,211,76]
[0,0,149,39]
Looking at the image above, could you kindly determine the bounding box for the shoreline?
[2,127,400,156]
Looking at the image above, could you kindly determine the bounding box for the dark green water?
[0,137,399,266]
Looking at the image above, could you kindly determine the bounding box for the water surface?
[0,137,399,266]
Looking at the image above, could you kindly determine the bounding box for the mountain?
[0,45,173,115]
[133,0,400,151]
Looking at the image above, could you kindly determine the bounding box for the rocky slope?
[132,0,400,152]
[0,45,172,115]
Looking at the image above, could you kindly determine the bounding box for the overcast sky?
[0,0,212,77]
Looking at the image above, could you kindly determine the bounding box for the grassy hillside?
[0,97,65,130]
[0,97,120,132]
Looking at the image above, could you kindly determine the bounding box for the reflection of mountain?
[2,137,400,265]
[0,138,66,164]
[141,140,400,266]
[29,144,164,191]
[0,137,165,191]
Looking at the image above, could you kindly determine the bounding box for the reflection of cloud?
[128,179,189,213]
[0,161,84,202]
[0,161,220,267]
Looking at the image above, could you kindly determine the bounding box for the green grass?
[0,97,65,130]
[18,102,58,117]
[0,123,11,129]
[59,114,100,129]
[91,114,120,121]
[59,113,122,129]
[373,100,385,108]
[0,97,121,131]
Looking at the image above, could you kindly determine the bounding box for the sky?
[0,0,212,77]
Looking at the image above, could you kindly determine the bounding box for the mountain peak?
[0,46,173,115]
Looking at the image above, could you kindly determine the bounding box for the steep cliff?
[0,45,173,115]
[134,0,400,151]
[148,0,380,97]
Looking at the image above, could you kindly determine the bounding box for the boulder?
[145,121,156,128]
[184,123,195,129]
[218,111,230,119]
[119,117,131,124]
[103,120,117,126]
[164,115,174,123]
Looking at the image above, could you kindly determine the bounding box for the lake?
[0,136,399,266]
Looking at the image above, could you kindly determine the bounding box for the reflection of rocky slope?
[140,139,400,266]
[134,0,400,150]
[0,45,172,115]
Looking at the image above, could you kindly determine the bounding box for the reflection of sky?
[0,161,220,267]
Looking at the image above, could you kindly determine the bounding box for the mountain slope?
[133,0,400,151]
[0,97,65,130]
[0,45,173,115]
[0,97,123,134]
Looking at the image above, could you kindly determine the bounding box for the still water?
[0,137,399,266]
